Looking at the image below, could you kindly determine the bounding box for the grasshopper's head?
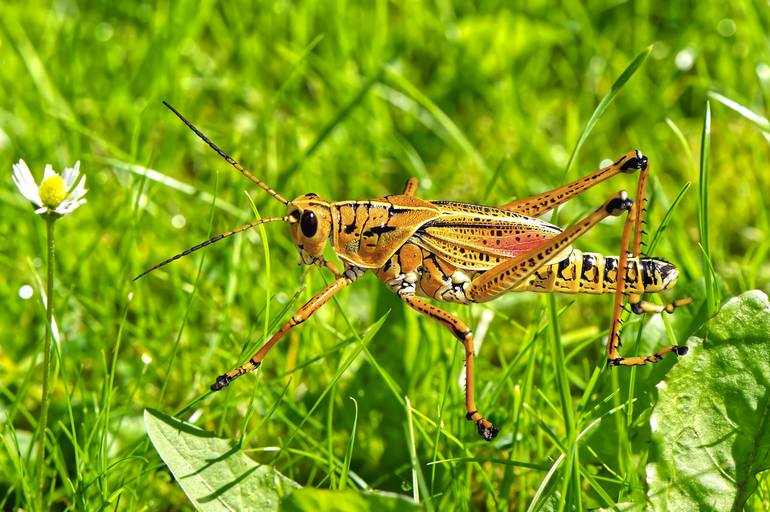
[133,104,338,282]
[288,193,333,265]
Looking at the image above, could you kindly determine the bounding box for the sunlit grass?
[2,1,770,510]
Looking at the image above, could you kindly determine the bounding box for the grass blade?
[708,91,770,133]
[698,101,719,314]
[384,65,491,177]
[539,45,653,511]
[665,117,695,165]
[562,46,652,178]
[404,396,433,511]
[338,398,359,490]
[647,181,692,255]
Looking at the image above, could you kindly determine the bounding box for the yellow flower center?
[39,175,67,208]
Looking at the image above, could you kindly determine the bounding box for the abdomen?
[516,250,679,295]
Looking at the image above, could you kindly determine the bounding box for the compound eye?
[300,210,318,238]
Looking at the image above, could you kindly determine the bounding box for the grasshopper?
[136,102,691,441]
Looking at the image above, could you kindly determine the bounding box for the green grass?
[2,1,770,510]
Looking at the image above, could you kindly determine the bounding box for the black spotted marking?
[365,225,397,236]
[659,262,676,281]
[604,257,618,283]
[557,257,571,279]
[625,260,639,281]
[425,254,450,279]
[641,259,657,288]
[581,253,598,283]
[342,202,367,236]
[387,204,412,215]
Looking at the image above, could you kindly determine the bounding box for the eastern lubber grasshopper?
[136,102,692,441]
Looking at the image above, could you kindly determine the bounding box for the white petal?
[12,159,34,183]
[61,161,81,189]
[43,164,56,180]
[12,159,37,191]
[56,202,74,214]
[62,168,76,189]
[56,197,86,215]
[66,175,88,202]
[34,206,48,214]
[12,173,42,205]
[12,160,43,206]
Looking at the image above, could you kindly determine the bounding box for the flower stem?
[37,216,55,504]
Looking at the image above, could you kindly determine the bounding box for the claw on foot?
[210,374,232,391]
[607,344,689,368]
[466,411,499,441]
[477,421,499,441]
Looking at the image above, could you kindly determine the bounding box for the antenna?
[163,101,290,205]
[133,216,289,281]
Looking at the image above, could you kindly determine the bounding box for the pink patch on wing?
[483,233,551,257]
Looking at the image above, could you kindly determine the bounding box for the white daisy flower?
[12,159,87,216]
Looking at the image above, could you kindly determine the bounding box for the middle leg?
[400,293,499,441]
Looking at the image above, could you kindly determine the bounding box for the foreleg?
[211,275,351,390]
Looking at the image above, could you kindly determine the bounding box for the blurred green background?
[2,0,769,510]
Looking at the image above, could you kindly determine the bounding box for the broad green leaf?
[280,488,422,511]
[144,409,299,512]
[647,291,770,511]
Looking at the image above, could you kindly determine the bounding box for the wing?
[411,201,572,270]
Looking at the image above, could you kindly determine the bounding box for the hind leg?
[500,151,646,217]
[606,168,689,367]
